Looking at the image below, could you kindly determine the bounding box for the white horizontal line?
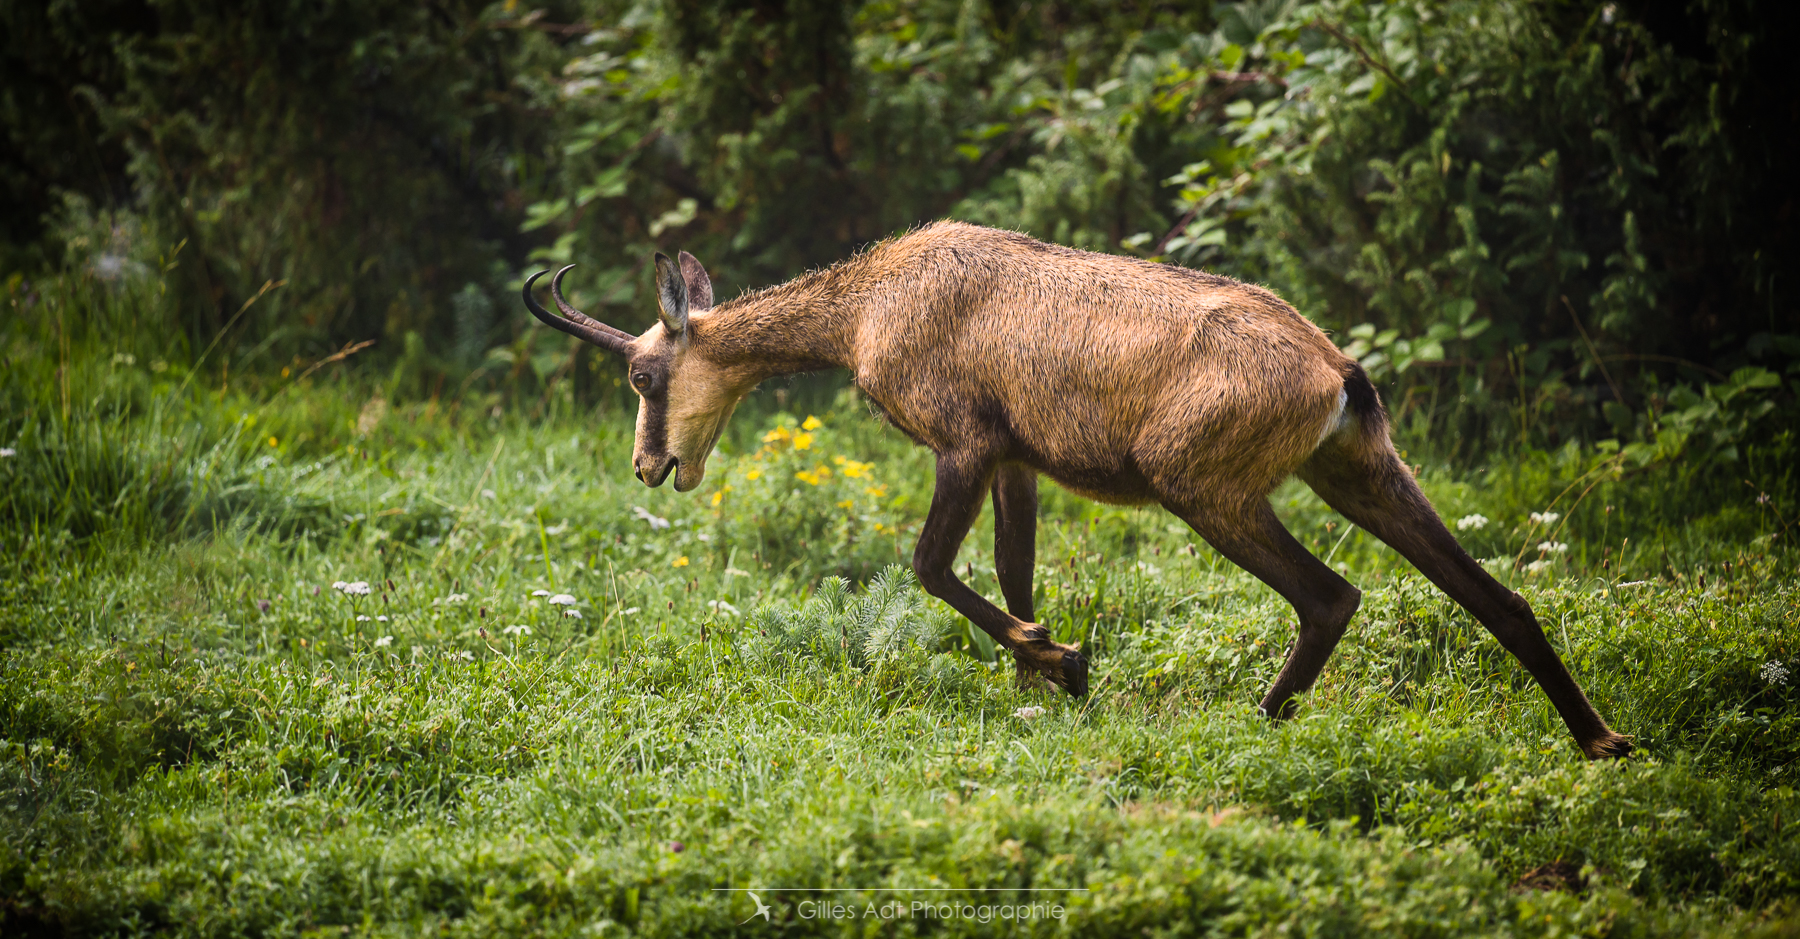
[710,887,1088,892]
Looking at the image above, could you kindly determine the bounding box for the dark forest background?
[3,0,1796,471]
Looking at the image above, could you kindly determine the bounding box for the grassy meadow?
[2,274,1798,936]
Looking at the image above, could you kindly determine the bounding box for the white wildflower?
[632,506,671,530]
[503,624,531,636]
[331,580,348,590]
[1525,559,1553,574]
[725,567,751,577]
[1762,660,1791,686]
[1455,514,1489,531]
[337,581,372,596]
[443,593,468,604]
[708,600,740,616]
[545,522,569,536]
[622,607,641,615]
[1529,511,1561,525]
[1537,541,1570,554]
[531,589,552,598]
[454,649,475,661]
[374,635,393,647]
[356,615,371,622]
[480,488,496,500]
[548,593,577,605]
[0,448,15,458]
[375,615,389,622]
[563,609,582,619]
[1617,580,1651,588]
[1014,706,1046,720]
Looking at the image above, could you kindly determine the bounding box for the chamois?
[522,221,1631,760]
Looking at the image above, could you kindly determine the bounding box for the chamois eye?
[632,372,652,391]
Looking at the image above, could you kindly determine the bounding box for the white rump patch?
[1316,388,1351,446]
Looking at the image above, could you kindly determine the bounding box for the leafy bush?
[695,409,917,583]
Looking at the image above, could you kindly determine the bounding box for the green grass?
[2,275,1798,936]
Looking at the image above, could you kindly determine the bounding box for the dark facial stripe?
[640,393,669,458]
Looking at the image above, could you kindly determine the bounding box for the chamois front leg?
[992,464,1051,690]
[915,454,1088,696]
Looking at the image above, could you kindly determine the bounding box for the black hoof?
[1258,699,1300,721]
[1584,733,1634,761]
[1060,649,1088,697]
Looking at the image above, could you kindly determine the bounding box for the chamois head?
[522,252,744,492]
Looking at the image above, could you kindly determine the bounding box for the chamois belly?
[1041,463,1160,506]
[1011,412,1161,505]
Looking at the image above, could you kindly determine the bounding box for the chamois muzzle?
[635,455,678,488]
[521,266,636,356]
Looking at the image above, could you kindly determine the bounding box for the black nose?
[634,465,644,482]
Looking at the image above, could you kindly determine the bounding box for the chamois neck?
[690,262,873,379]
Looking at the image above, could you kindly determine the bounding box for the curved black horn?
[522,267,634,356]
[551,265,637,347]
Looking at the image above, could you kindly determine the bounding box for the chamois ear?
[677,251,712,311]
[653,252,689,337]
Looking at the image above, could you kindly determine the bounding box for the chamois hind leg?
[915,453,1087,695]
[1298,445,1631,759]
[992,464,1051,690]
[1166,497,1363,718]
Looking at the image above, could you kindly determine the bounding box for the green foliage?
[738,566,955,672]
[694,406,919,583]
[1614,365,1787,470]
[5,0,563,353]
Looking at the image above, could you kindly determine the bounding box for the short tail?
[1340,360,1387,437]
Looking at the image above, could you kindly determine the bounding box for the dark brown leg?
[992,464,1046,688]
[1299,448,1630,759]
[915,453,1087,694]
[1166,498,1362,718]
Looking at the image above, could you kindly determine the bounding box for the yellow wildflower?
[710,491,724,507]
[833,455,847,465]
[864,484,887,498]
[792,432,814,449]
[745,468,763,481]
[762,426,792,444]
[837,499,855,509]
[841,460,872,479]
[672,556,690,567]
[802,415,822,430]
